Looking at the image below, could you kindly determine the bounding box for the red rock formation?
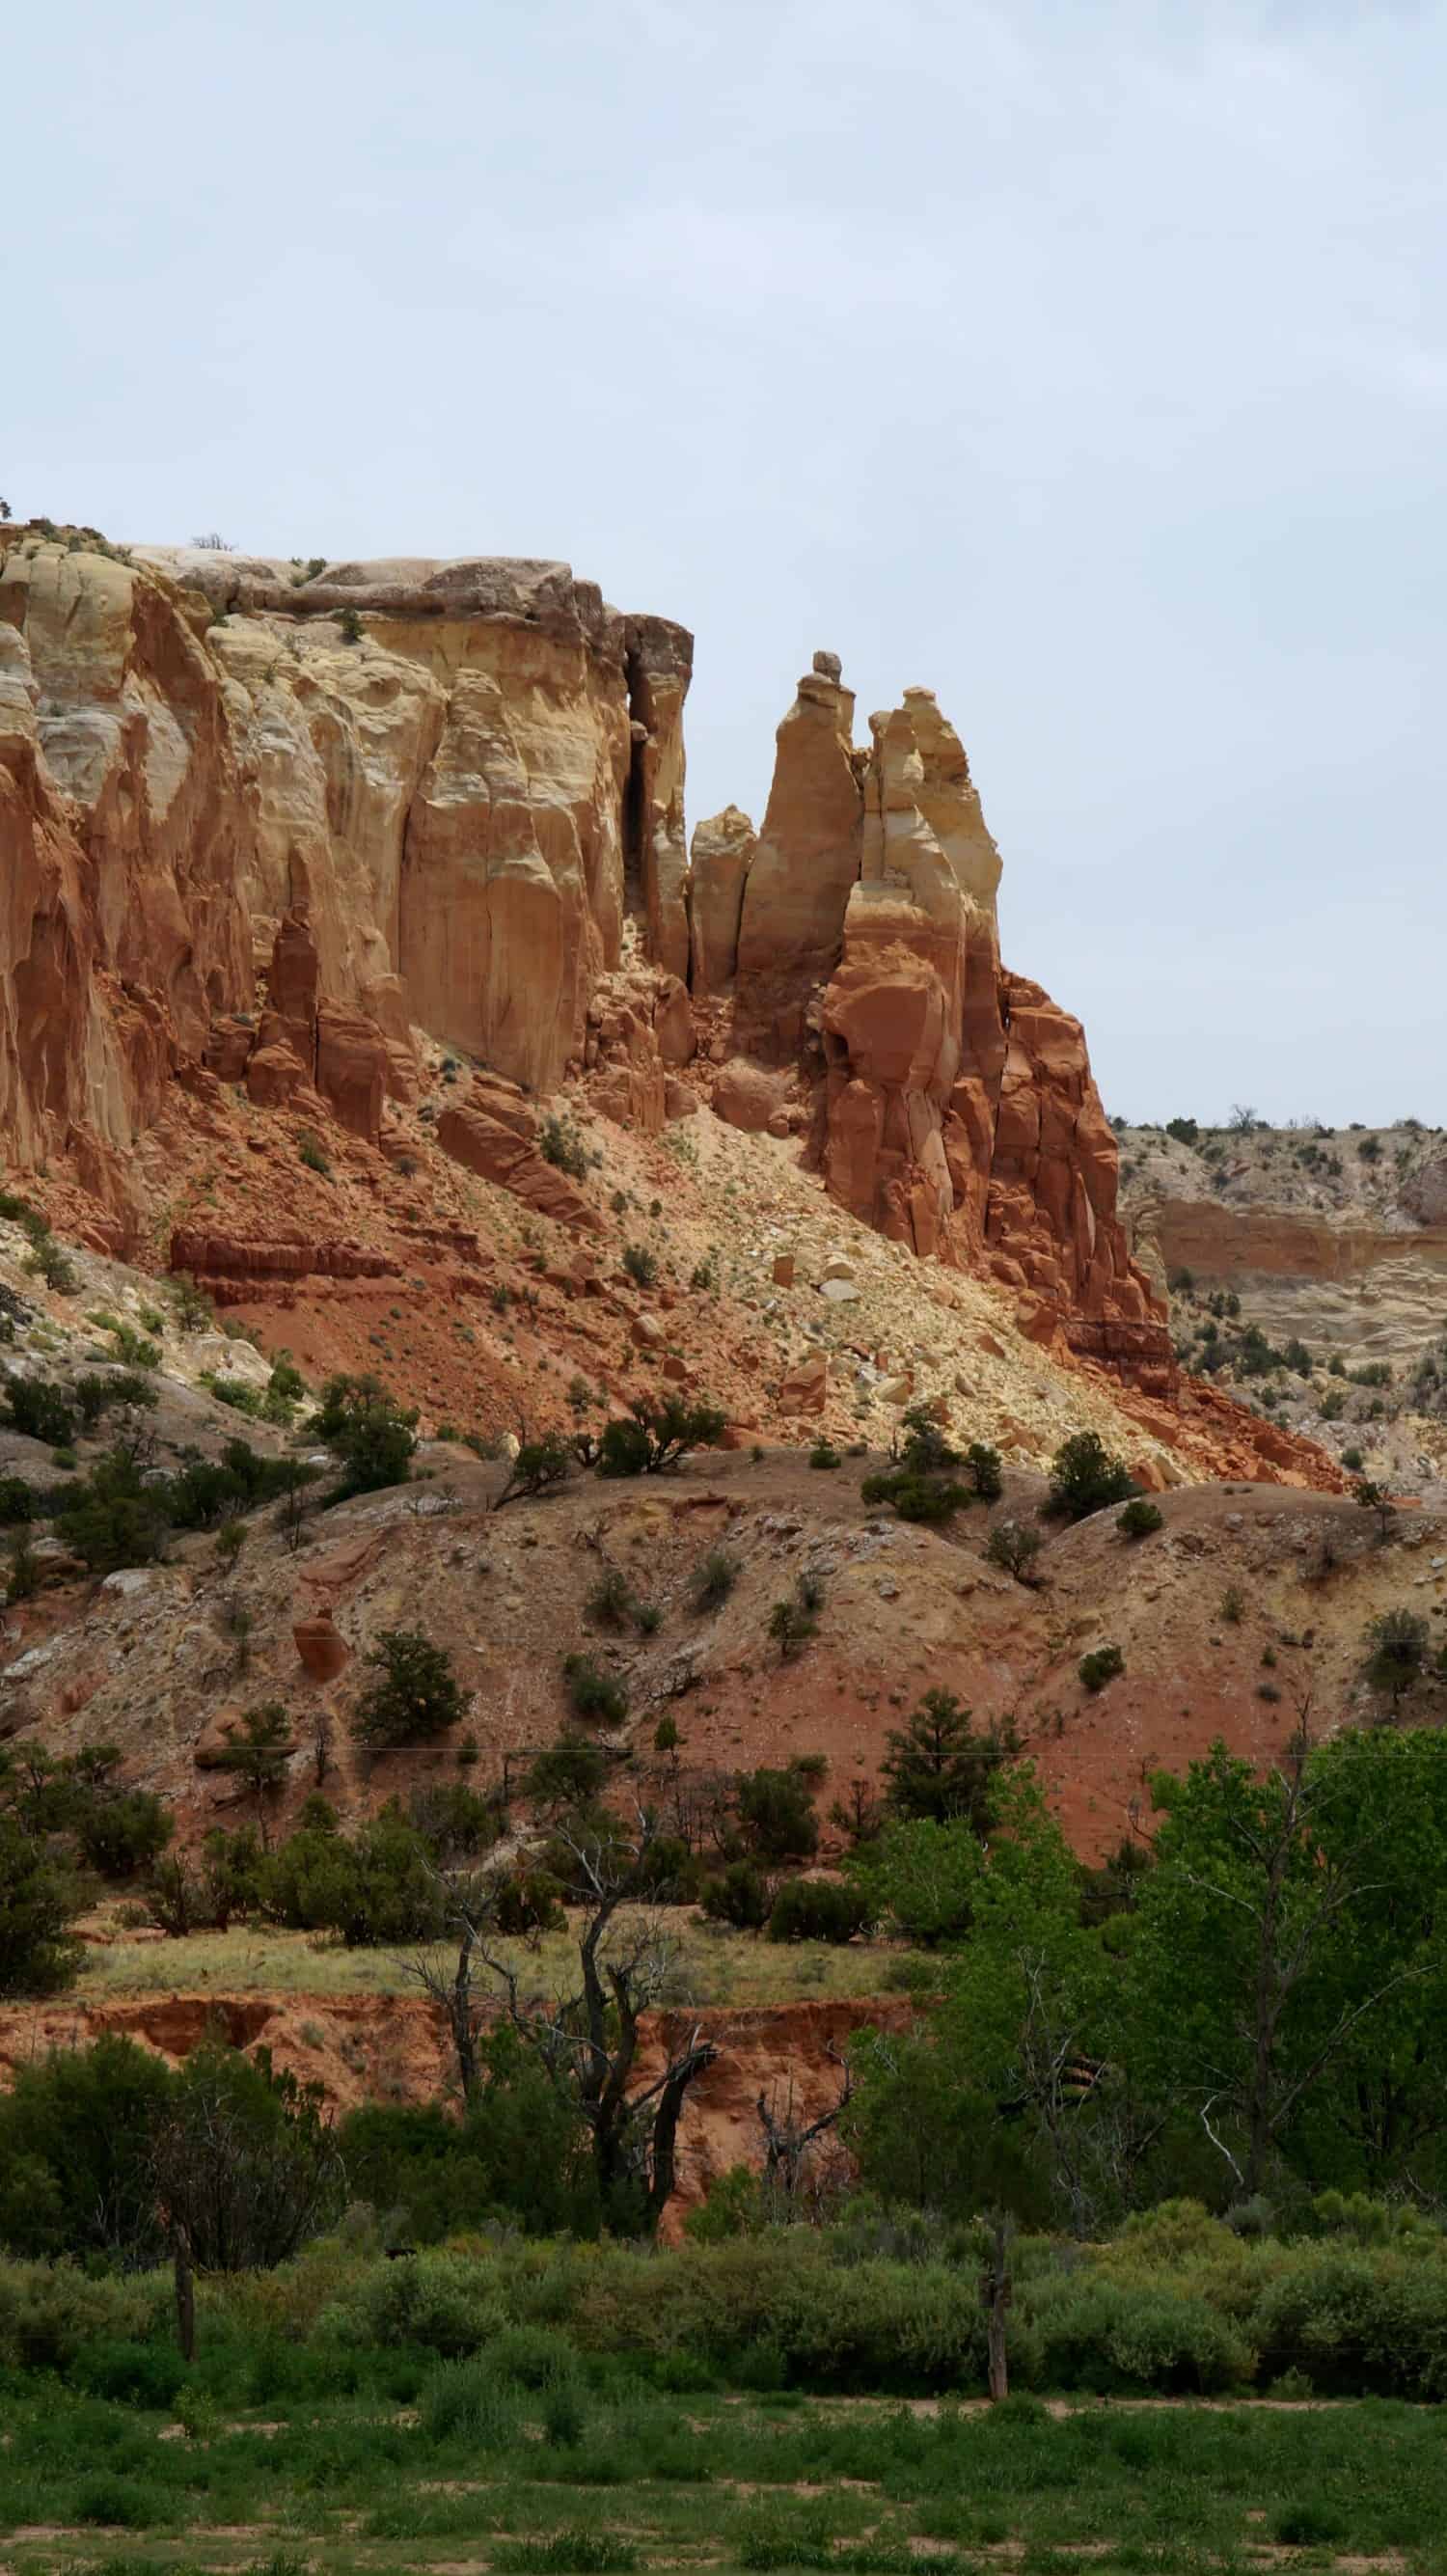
[716,664,1173,1391]
[293,1612,350,1682]
[169,1227,401,1306]
[437,1077,606,1230]
[0,528,690,1228]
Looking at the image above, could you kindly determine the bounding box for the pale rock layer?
[0,534,689,1226]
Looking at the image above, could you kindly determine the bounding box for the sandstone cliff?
[0,531,690,1231]
[1,527,1162,1403]
[702,658,1169,1389]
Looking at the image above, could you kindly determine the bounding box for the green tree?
[352,1630,470,1749]
[596,1393,726,1476]
[216,1703,293,1841]
[1283,1727,1447,2192]
[496,1429,576,1506]
[1047,1431,1137,1521]
[418,1810,718,2233]
[0,2034,174,2261]
[880,1688,1017,1833]
[845,1816,980,1946]
[150,2042,344,2272]
[524,1733,609,1812]
[1126,1730,1438,2199]
[1364,1607,1430,1710]
[311,1373,418,1494]
[850,1775,1110,2229]
[0,1816,82,1997]
[736,1764,819,1863]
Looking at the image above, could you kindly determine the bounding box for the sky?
[8,0,1446,1126]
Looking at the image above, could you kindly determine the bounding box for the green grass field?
[1,2378,1443,2575]
[74,1910,931,2009]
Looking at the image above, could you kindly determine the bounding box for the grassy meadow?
[1,2374,1443,2576]
[72,1909,932,2008]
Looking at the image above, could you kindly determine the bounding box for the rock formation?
[714,660,1170,1388]
[0,531,690,1231]
[0,525,1163,1397]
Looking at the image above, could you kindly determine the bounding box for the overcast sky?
[9,0,1444,1125]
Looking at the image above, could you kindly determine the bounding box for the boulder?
[438,1087,606,1232]
[779,1353,829,1413]
[713,1058,789,1136]
[293,1610,351,1683]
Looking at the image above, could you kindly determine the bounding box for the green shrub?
[539,1115,589,1181]
[494,2538,637,2574]
[587,1564,636,1630]
[987,1521,1041,1582]
[964,1442,1003,1500]
[1117,1496,1164,1539]
[701,1860,771,1931]
[24,1234,76,1294]
[1078,1643,1125,1692]
[418,2357,525,2447]
[860,1469,969,1524]
[0,2258,165,2371]
[1047,1431,1137,1521]
[1026,2271,1251,2395]
[808,1442,841,1470]
[322,2248,508,2357]
[597,1393,726,1477]
[562,1654,629,1726]
[352,1630,470,1748]
[310,1372,417,1494]
[768,1590,820,1658]
[621,1243,658,1289]
[8,1379,75,1447]
[767,1877,870,1943]
[1251,2243,1447,2398]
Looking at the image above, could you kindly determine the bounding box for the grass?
[73,1910,933,2008]
[0,2379,1444,2574]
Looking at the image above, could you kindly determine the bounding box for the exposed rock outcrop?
[438,1076,606,1231]
[717,662,1171,1389]
[734,654,864,1059]
[689,805,757,996]
[2,529,1162,1401]
[0,530,690,1228]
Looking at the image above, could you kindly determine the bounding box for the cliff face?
[696,658,1170,1389]
[0,533,1160,1395]
[0,534,690,1223]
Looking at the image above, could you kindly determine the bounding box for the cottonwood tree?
[413,1807,717,2233]
[849,1772,1122,2233]
[1127,1713,1431,2198]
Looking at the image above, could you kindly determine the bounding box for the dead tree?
[412,1810,717,2233]
[980,2211,1013,2402]
[755,2044,854,2219]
